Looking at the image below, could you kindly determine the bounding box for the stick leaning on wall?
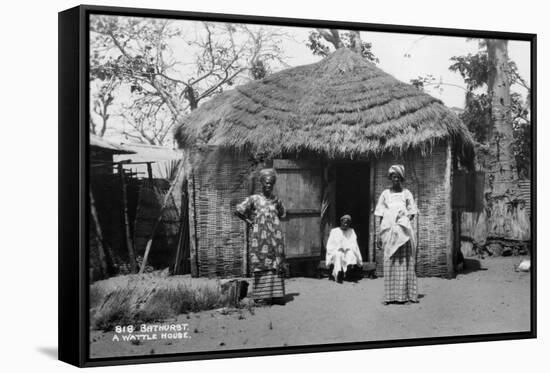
[139,160,185,274]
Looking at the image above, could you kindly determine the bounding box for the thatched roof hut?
[175,48,473,161]
[175,48,475,279]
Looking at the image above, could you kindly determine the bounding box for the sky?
[273,27,531,109]
[91,16,532,144]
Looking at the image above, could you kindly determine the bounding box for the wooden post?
[189,172,198,277]
[453,210,461,270]
[319,163,333,262]
[89,189,109,277]
[368,162,376,263]
[445,144,456,279]
[140,161,184,274]
[146,162,153,181]
[173,220,184,275]
[173,177,190,275]
[118,163,137,273]
[242,223,249,277]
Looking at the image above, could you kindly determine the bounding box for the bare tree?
[120,98,175,146]
[316,29,344,49]
[307,29,378,62]
[90,78,118,137]
[89,16,290,141]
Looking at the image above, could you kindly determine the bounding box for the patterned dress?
[236,194,286,272]
[374,189,419,303]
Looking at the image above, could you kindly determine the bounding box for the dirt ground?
[89,256,531,358]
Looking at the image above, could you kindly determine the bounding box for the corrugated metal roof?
[90,134,135,154]
[115,142,182,162]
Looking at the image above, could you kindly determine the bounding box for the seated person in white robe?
[325,215,363,282]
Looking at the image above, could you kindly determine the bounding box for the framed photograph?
[58,4,536,367]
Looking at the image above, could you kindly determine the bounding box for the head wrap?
[388,164,405,180]
[340,214,352,222]
[259,168,277,183]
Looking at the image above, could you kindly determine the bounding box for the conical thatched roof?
[175,48,474,160]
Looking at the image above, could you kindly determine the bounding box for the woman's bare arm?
[234,211,253,225]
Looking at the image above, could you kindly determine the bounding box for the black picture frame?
[59,4,537,367]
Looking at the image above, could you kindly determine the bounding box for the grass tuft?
[91,278,235,331]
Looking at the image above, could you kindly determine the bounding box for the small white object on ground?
[517,259,530,272]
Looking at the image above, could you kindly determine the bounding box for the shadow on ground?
[460,258,489,274]
[37,347,57,360]
[283,292,300,303]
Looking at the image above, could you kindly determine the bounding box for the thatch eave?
[175,48,474,163]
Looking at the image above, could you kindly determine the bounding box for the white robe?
[374,189,418,259]
[325,227,363,278]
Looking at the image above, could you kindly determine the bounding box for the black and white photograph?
[61,5,535,365]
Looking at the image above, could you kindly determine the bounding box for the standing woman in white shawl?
[374,165,419,304]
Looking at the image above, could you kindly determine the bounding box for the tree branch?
[317,29,343,49]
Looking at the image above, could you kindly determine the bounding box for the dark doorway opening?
[334,163,370,261]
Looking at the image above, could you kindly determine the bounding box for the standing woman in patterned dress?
[374,165,419,304]
[234,168,286,300]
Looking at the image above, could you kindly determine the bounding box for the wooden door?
[273,159,322,259]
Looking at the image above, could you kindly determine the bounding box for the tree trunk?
[350,31,362,54]
[487,39,513,175]
[185,86,198,111]
[481,39,529,241]
[317,29,343,50]
[100,111,108,137]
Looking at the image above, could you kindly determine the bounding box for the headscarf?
[340,214,352,222]
[259,168,277,183]
[388,164,405,180]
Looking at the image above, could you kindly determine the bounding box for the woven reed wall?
[190,148,252,278]
[517,179,531,217]
[188,145,455,278]
[372,143,453,278]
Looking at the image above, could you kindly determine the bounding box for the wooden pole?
[368,162,376,263]
[146,162,153,181]
[89,189,109,277]
[445,144,456,279]
[118,164,137,273]
[140,161,185,274]
[189,172,198,277]
[173,178,190,275]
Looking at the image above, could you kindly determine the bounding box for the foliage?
[444,44,531,176]
[511,93,531,178]
[249,59,268,80]
[89,74,119,137]
[512,118,531,179]
[306,29,379,63]
[89,15,289,145]
[410,74,437,91]
[119,98,175,145]
[449,53,489,90]
[306,31,330,57]
[460,92,492,143]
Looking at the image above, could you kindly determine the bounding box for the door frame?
[330,160,372,262]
